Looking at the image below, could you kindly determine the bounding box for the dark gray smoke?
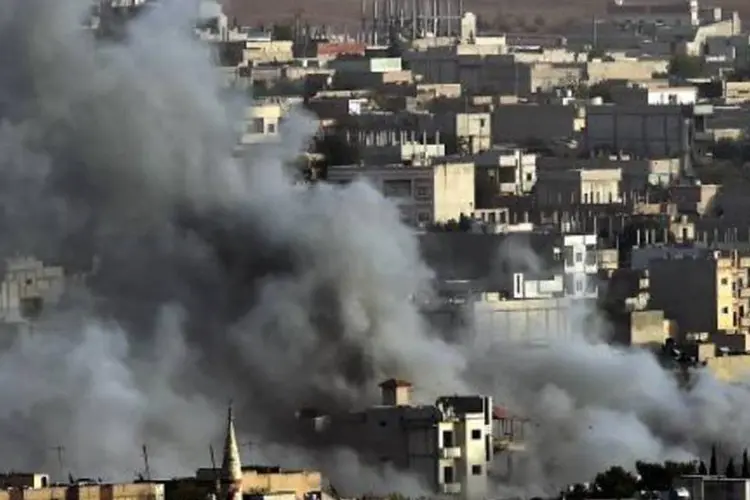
[0,0,462,484]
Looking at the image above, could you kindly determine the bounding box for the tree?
[710,445,718,475]
[594,466,638,499]
[668,54,705,79]
[726,458,737,478]
[636,461,697,491]
[698,461,708,475]
[271,23,294,41]
[742,449,749,478]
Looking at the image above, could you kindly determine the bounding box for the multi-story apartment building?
[297,380,500,500]
[535,168,623,207]
[473,147,537,204]
[326,159,475,226]
[649,249,750,335]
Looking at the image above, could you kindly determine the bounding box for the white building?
[675,475,750,500]
[298,380,496,500]
[562,233,599,298]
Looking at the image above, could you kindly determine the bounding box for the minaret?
[220,404,243,500]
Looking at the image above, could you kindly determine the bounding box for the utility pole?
[141,444,151,481]
[49,445,66,481]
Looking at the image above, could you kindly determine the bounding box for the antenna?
[141,444,152,481]
[50,445,66,481]
[209,444,220,496]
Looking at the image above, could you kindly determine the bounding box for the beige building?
[298,379,504,500]
[723,81,750,104]
[243,40,294,64]
[242,103,283,145]
[0,475,164,500]
[326,159,475,226]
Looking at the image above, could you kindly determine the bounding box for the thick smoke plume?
[1,0,750,495]
[0,0,461,486]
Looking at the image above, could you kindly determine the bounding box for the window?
[479,118,486,128]
[383,179,412,198]
[721,278,729,285]
[417,211,431,223]
[575,253,583,263]
[248,118,264,134]
[267,122,277,134]
[471,429,482,440]
[576,280,583,292]
[471,465,482,476]
[564,246,574,267]
[585,251,597,266]
[443,466,454,484]
[442,430,454,448]
[488,212,496,224]
[415,186,429,198]
[722,307,729,314]
[525,173,532,182]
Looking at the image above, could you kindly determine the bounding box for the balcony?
[440,483,461,495]
[440,447,462,459]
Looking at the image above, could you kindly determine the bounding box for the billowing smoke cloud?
[2,0,750,495]
[0,0,461,487]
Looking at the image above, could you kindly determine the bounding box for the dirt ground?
[224,0,748,29]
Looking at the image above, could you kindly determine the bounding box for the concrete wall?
[648,258,717,334]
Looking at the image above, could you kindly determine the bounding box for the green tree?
[710,445,718,475]
[699,461,708,475]
[593,466,638,499]
[668,54,705,79]
[726,458,737,478]
[636,461,696,491]
[271,23,294,41]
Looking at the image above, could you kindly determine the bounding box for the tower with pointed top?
[220,405,243,500]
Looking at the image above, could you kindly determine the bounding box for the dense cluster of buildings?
[185,0,750,382]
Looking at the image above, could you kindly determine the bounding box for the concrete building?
[298,380,503,500]
[242,103,282,144]
[562,233,600,298]
[675,475,750,500]
[490,104,585,145]
[0,475,164,500]
[536,156,681,188]
[605,0,699,26]
[473,147,537,203]
[649,249,750,335]
[535,168,623,207]
[326,159,475,226]
[0,256,65,325]
[585,102,712,158]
